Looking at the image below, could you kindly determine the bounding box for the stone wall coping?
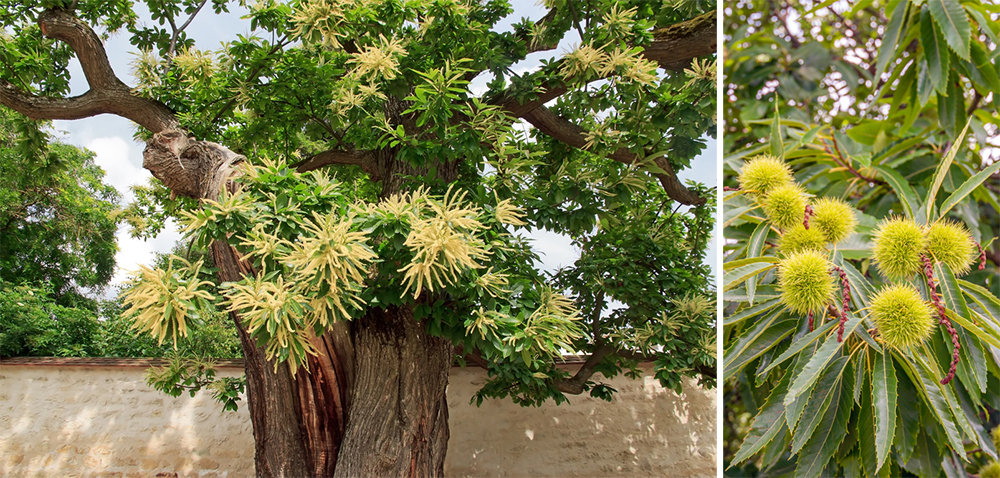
[0,355,595,369]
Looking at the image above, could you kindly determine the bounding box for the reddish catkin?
[723,186,740,192]
[922,254,960,385]
[803,204,815,230]
[807,310,814,333]
[830,266,851,342]
[976,241,987,271]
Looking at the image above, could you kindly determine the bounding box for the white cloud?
[85,136,150,204]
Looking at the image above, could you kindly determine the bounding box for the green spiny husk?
[778,250,835,315]
[810,197,857,244]
[869,283,935,350]
[762,183,807,230]
[872,217,926,279]
[739,154,793,199]
[779,224,826,254]
[926,220,976,276]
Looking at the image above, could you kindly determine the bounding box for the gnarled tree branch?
[645,10,717,71]
[295,148,379,177]
[0,9,178,133]
[522,105,706,206]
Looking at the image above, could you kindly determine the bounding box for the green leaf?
[858,361,878,476]
[794,366,853,478]
[771,105,784,158]
[724,261,778,291]
[784,313,864,406]
[927,0,972,61]
[872,351,897,472]
[903,428,942,477]
[874,165,924,224]
[948,309,1000,350]
[724,314,797,380]
[893,364,921,463]
[724,298,783,327]
[902,351,967,461]
[846,121,884,146]
[789,356,851,454]
[926,119,971,220]
[723,256,780,270]
[761,320,836,376]
[920,7,951,93]
[746,221,772,304]
[729,367,793,466]
[969,40,1000,95]
[936,158,1000,219]
[958,279,1000,322]
[875,0,910,81]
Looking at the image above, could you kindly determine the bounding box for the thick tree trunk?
[145,129,453,477]
[334,306,453,477]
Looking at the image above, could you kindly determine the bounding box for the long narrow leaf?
[927,119,971,220]
[937,159,1000,219]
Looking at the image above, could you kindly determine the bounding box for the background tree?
[724,0,1000,476]
[0,107,119,307]
[1,0,718,476]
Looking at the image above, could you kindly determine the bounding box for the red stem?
[922,255,960,385]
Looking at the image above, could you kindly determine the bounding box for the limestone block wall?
[0,358,715,478]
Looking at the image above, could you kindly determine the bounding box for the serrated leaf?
[729,368,793,466]
[724,261,778,291]
[875,165,924,224]
[920,7,950,93]
[859,361,878,476]
[927,119,971,220]
[771,106,784,158]
[902,351,967,461]
[875,0,910,81]
[872,350,897,472]
[724,314,797,380]
[927,0,971,61]
[794,367,853,478]
[725,299,783,327]
[937,158,1000,219]
[784,313,864,406]
[789,357,850,454]
[746,221,773,304]
[761,320,836,376]
[894,362,921,463]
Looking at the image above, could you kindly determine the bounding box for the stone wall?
[0,358,716,477]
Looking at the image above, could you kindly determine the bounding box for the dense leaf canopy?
[0,0,718,407]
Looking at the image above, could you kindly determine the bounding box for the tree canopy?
[724,1,1000,477]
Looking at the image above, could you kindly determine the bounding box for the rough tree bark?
[0,6,717,477]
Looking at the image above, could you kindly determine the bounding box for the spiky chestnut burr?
[869,283,935,351]
[738,155,793,199]
[926,221,977,275]
[778,250,836,315]
[811,197,857,244]
[872,217,926,279]
[921,254,960,385]
[763,183,808,230]
[779,224,826,254]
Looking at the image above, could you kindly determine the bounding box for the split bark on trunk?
[145,129,453,477]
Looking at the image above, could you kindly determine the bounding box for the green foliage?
[0,281,102,358]
[0,107,120,304]
[724,0,1000,473]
